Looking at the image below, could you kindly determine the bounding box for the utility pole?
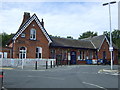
[103,1,116,70]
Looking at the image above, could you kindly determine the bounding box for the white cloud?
[0,2,118,39]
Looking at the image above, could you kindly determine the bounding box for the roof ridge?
[90,40,96,49]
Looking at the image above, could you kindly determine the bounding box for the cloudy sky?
[0,0,118,39]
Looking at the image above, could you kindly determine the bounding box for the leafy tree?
[78,31,97,39]
[67,36,73,39]
[0,32,14,47]
[103,30,120,49]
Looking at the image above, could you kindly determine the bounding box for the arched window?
[19,47,27,59]
[30,28,36,40]
[36,47,42,58]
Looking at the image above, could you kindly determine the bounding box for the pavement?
[98,69,120,76]
[1,65,120,89]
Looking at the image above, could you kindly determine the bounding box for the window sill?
[29,39,37,41]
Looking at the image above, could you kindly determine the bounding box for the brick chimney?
[20,12,30,27]
[41,18,44,27]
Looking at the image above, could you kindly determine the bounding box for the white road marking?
[111,73,120,76]
[28,75,65,80]
[82,82,107,90]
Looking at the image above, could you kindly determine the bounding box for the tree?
[67,36,73,39]
[0,32,14,47]
[78,31,97,39]
[103,29,120,49]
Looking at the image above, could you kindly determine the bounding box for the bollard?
[35,61,37,70]
[61,60,62,66]
[53,61,55,68]
[0,71,3,89]
[51,61,52,68]
[46,61,48,69]
[57,61,58,67]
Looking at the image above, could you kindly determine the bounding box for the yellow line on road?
[0,68,13,70]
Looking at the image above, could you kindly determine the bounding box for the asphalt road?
[2,65,119,89]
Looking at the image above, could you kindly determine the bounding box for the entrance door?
[70,51,76,64]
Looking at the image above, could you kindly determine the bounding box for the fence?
[0,58,56,68]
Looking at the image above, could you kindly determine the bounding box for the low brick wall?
[77,60,87,65]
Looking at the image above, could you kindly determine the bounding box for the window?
[89,51,93,59]
[77,51,81,60]
[0,52,3,58]
[103,51,106,60]
[19,47,26,59]
[21,33,25,38]
[3,52,7,58]
[36,47,42,58]
[30,28,36,40]
[80,51,82,60]
[84,51,86,60]
[68,53,71,60]
[63,50,67,60]
[79,51,84,60]
[51,49,56,59]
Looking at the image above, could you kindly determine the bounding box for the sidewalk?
[98,69,120,75]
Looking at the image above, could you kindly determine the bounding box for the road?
[2,65,119,89]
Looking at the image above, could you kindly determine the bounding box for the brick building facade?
[0,12,118,65]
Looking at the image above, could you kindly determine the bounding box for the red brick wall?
[13,20,50,59]
[113,49,118,64]
[0,47,12,58]
[50,47,96,64]
[98,39,118,64]
[98,39,110,60]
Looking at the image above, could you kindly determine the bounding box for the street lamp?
[103,1,116,70]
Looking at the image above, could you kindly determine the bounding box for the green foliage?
[0,32,14,47]
[103,29,120,49]
[78,31,97,39]
[67,36,73,39]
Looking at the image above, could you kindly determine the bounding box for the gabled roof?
[81,35,118,50]
[91,35,106,49]
[7,13,52,45]
[50,35,118,50]
[50,36,95,49]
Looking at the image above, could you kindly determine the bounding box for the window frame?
[30,28,36,40]
[36,47,42,59]
[21,33,25,38]
[19,47,27,59]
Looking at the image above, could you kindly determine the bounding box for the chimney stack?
[20,12,30,27]
[23,12,30,23]
[41,18,44,27]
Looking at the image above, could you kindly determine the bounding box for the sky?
[0,0,118,39]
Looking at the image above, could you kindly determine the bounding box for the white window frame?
[68,53,71,60]
[3,52,7,58]
[30,28,36,40]
[36,47,42,59]
[21,33,25,38]
[19,47,27,59]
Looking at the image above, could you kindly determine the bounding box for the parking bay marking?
[82,82,107,90]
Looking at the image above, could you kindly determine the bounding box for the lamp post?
[103,1,116,70]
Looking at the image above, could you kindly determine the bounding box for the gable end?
[12,14,52,44]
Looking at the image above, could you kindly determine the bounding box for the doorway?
[70,51,76,64]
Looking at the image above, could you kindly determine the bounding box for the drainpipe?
[12,40,15,58]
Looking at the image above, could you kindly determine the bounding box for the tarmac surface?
[1,65,120,89]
